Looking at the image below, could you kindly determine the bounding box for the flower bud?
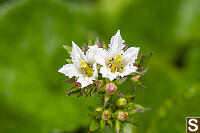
[117,98,127,106]
[105,82,117,94]
[117,111,128,121]
[95,107,103,112]
[96,80,104,89]
[102,110,111,120]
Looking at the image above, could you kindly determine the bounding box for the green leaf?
[89,119,100,132]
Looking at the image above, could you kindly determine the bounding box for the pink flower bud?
[105,82,117,94]
[117,111,128,121]
[102,110,111,120]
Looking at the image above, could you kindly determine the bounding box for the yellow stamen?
[116,54,122,61]
[81,60,86,67]
[81,60,94,77]
[107,54,124,73]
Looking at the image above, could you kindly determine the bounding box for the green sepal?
[125,95,135,101]
[122,45,129,51]
[65,59,72,63]
[103,42,108,50]
[62,45,72,55]
[113,111,118,118]
[88,38,93,46]
[134,104,146,112]
[95,37,104,48]
[89,119,100,132]
[84,87,93,97]
[96,80,105,89]
[105,78,110,84]
[127,102,134,109]
[114,77,127,85]
[141,68,149,76]
[137,52,152,70]
[135,104,151,112]
[67,87,81,96]
[64,78,75,83]
[104,93,111,106]
[128,109,138,115]
[137,82,146,88]
[82,44,88,53]
[131,75,140,83]
[100,119,106,129]
[97,85,105,93]
[76,92,84,97]
[107,120,113,127]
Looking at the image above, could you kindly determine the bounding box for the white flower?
[96,30,140,81]
[58,42,99,88]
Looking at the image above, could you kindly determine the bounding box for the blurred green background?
[0,0,200,133]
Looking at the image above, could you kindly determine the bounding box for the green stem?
[115,120,121,133]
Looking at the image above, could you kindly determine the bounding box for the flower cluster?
[58,30,152,132]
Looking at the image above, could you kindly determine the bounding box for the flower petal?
[92,63,98,79]
[119,64,137,77]
[77,75,94,88]
[95,48,108,66]
[108,30,125,57]
[100,66,118,81]
[86,45,99,64]
[122,47,140,64]
[58,64,79,78]
[71,41,86,67]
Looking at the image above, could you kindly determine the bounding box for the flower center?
[107,54,124,73]
[81,60,94,77]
